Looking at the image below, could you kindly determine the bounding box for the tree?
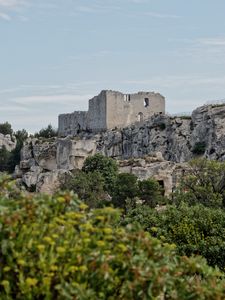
[0,122,13,136]
[62,170,108,208]
[112,173,139,208]
[34,124,58,138]
[173,158,225,208]
[124,201,225,271]
[82,154,118,193]
[0,146,11,172]
[138,178,165,208]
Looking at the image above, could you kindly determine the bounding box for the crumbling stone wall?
[58,90,165,137]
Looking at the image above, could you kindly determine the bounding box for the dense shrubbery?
[173,158,225,208]
[82,153,118,193]
[123,203,225,270]
[63,154,165,209]
[192,141,206,154]
[0,122,13,136]
[123,159,225,270]
[34,124,58,138]
[1,176,225,299]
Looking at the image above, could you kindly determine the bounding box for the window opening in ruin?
[77,123,81,134]
[137,112,144,122]
[157,180,165,196]
[124,94,131,102]
[144,98,149,107]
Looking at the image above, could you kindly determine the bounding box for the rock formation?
[15,104,225,194]
[0,133,16,152]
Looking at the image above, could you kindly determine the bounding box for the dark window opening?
[77,123,81,134]
[158,180,165,196]
[137,112,144,122]
[144,98,149,107]
[124,94,131,102]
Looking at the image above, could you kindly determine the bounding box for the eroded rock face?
[118,155,187,196]
[36,170,71,194]
[0,133,16,152]
[191,105,225,161]
[57,137,97,170]
[16,104,225,194]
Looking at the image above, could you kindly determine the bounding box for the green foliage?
[1,178,225,299]
[173,158,225,208]
[138,178,165,208]
[112,173,139,208]
[159,123,166,130]
[124,202,225,270]
[0,122,13,136]
[192,142,206,154]
[0,146,11,172]
[34,124,58,138]
[82,154,118,192]
[63,170,109,208]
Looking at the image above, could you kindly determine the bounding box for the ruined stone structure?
[58,90,165,136]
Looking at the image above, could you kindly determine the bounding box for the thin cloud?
[197,37,225,46]
[0,0,26,8]
[144,11,181,19]
[13,94,92,105]
[0,11,11,20]
[123,75,225,89]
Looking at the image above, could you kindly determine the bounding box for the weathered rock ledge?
[15,104,225,194]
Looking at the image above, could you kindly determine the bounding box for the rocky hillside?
[14,104,225,193]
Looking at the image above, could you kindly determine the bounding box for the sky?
[1,0,225,133]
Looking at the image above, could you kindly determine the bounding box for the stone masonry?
[58,90,165,136]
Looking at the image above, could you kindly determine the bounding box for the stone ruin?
[58,90,165,137]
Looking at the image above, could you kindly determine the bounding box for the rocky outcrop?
[0,133,16,152]
[118,154,187,196]
[15,104,225,194]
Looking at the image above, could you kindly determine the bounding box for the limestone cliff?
[15,104,225,193]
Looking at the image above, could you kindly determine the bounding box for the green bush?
[124,202,225,270]
[192,142,206,155]
[173,158,225,208]
[34,124,58,139]
[82,154,118,193]
[112,173,139,208]
[0,122,13,136]
[62,170,109,208]
[138,178,165,208]
[1,177,225,299]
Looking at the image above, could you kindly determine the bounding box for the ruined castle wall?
[106,91,165,130]
[87,91,107,132]
[58,111,88,137]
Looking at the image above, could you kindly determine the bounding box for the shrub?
[173,158,225,208]
[82,154,118,193]
[34,124,58,138]
[138,178,165,208]
[123,202,225,270]
[112,173,139,208]
[0,122,13,136]
[62,170,109,208]
[192,142,206,155]
[1,177,225,299]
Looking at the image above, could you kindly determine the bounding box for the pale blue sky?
[1,0,225,132]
